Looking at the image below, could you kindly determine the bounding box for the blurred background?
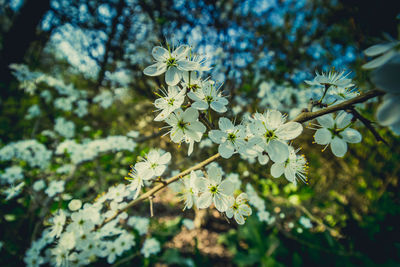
[0,0,400,266]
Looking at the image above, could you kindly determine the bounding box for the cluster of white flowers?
[25,104,41,120]
[246,184,276,225]
[55,136,137,164]
[0,165,24,184]
[126,149,171,199]
[144,43,308,186]
[54,117,75,139]
[0,140,52,169]
[26,178,163,266]
[170,166,252,224]
[93,89,129,109]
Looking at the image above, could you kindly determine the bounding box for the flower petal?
[208,166,222,184]
[376,94,400,126]
[218,117,233,131]
[209,130,226,144]
[314,128,332,145]
[364,42,399,56]
[371,55,400,93]
[143,63,167,76]
[219,180,234,196]
[152,46,169,61]
[335,111,352,129]
[340,128,362,143]
[271,163,285,178]
[362,50,396,70]
[275,122,303,140]
[317,114,334,128]
[266,140,289,163]
[197,192,212,209]
[165,67,181,86]
[331,137,347,157]
[210,101,227,113]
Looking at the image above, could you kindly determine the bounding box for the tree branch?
[292,89,385,123]
[347,107,388,145]
[96,153,221,228]
[96,89,386,231]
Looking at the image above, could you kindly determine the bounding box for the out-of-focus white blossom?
[140,238,161,258]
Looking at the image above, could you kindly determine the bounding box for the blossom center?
[228,133,236,142]
[264,130,275,141]
[166,57,177,67]
[205,95,214,103]
[177,120,187,129]
[168,98,175,106]
[209,185,218,194]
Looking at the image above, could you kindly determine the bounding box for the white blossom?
[164,108,206,155]
[250,110,303,163]
[270,146,308,186]
[313,112,362,157]
[225,193,252,225]
[196,166,234,212]
[141,238,161,258]
[209,117,248,158]
[187,80,228,113]
[143,45,198,86]
[154,86,186,121]
[135,149,171,178]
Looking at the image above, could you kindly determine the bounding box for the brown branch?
[95,90,386,231]
[347,108,388,146]
[96,153,221,229]
[292,89,385,123]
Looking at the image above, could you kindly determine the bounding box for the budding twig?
[347,107,388,146]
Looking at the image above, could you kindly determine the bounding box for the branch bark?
[96,153,221,228]
[292,89,385,123]
[97,89,386,230]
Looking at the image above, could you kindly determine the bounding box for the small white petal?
[335,111,353,129]
[364,42,399,56]
[208,166,222,184]
[362,50,396,70]
[340,128,362,143]
[152,46,169,61]
[271,163,285,178]
[143,63,167,76]
[331,137,347,157]
[165,67,181,86]
[210,101,227,113]
[266,140,289,163]
[209,130,226,144]
[219,180,234,196]
[275,122,303,140]
[197,192,213,209]
[314,128,332,145]
[376,94,400,126]
[316,114,334,128]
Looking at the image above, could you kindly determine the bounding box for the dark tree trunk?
[0,0,51,98]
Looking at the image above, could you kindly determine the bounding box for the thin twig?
[149,196,154,217]
[347,107,388,145]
